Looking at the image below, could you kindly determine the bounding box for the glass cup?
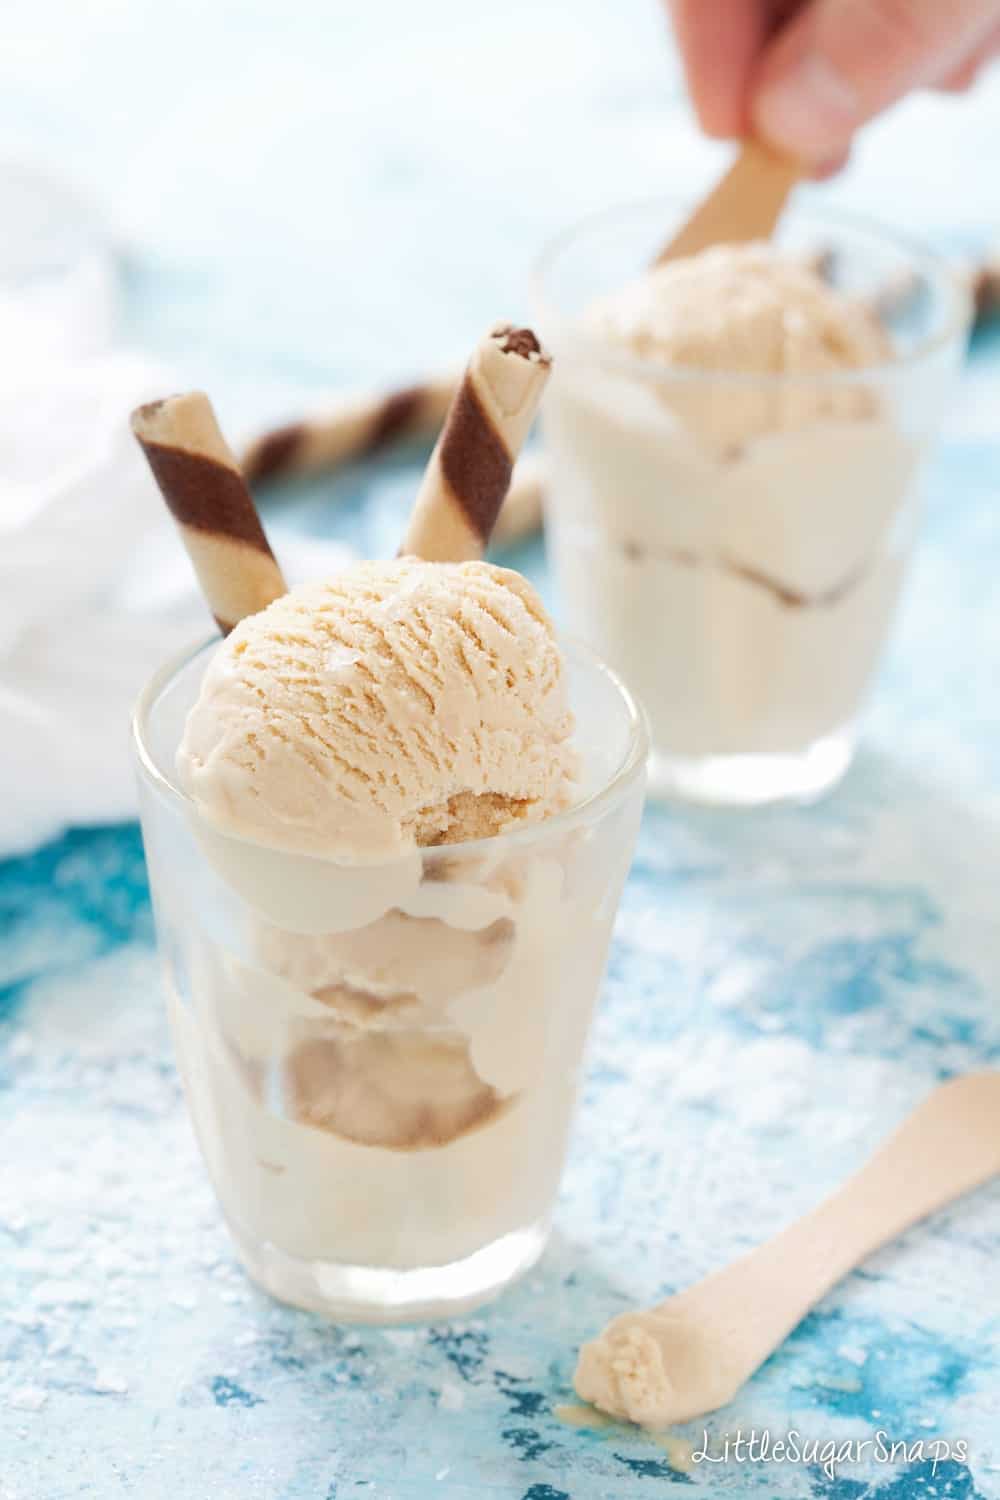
[533,199,971,805]
[132,637,647,1323]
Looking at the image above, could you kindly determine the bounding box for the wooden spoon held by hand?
[575,1072,1000,1428]
[654,140,801,266]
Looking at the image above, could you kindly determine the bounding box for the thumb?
[752,0,1000,161]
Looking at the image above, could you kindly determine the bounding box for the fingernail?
[754,52,860,161]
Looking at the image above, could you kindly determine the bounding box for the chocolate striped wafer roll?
[131,392,287,635]
[399,323,551,562]
[246,399,547,543]
[241,375,547,544]
[242,375,458,486]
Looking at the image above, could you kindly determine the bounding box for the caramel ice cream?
[177,558,577,859]
[132,364,645,1320]
[158,559,640,1310]
[543,240,924,798]
[588,243,891,448]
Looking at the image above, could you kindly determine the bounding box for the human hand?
[667,0,1000,168]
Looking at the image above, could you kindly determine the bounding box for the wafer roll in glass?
[400,324,551,562]
[131,392,287,634]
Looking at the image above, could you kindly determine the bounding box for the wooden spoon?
[654,140,801,266]
[575,1072,1000,1428]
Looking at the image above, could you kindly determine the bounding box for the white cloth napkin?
[0,355,354,856]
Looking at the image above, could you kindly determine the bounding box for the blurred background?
[2,0,999,852]
[5,0,1000,409]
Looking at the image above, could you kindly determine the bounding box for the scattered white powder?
[8,1387,47,1412]
[437,1383,465,1412]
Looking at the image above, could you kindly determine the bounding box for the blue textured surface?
[3,4,1000,1495]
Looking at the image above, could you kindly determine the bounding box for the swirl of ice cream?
[177,558,577,861]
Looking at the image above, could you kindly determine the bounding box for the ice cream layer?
[164,829,638,1274]
[587,242,892,450]
[177,558,577,860]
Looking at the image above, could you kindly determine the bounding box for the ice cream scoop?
[575,1072,1000,1428]
[596,243,889,379]
[589,241,892,450]
[176,557,577,861]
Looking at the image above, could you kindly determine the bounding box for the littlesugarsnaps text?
[692,1429,969,1482]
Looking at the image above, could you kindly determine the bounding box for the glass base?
[231,1219,549,1325]
[648,730,855,807]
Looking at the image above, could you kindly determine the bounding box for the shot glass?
[534,200,970,805]
[133,638,646,1323]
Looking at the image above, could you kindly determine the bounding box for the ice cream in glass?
[130,328,646,1322]
[536,204,969,804]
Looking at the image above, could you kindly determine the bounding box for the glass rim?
[531,194,973,388]
[131,633,650,865]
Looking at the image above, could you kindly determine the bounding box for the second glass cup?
[133,638,646,1324]
[534,199,970,806]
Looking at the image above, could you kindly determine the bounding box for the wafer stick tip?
[131,390,204,429]
[489,323,551,364]
[130,396,164,430]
